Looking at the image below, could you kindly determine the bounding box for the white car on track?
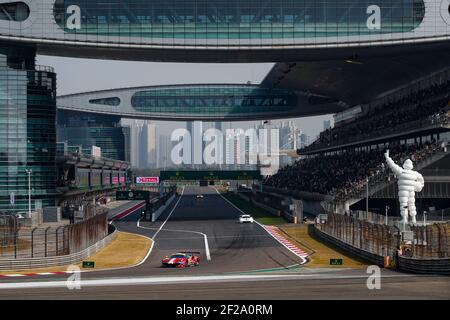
[239,214,254,223]
[196,194,204,199]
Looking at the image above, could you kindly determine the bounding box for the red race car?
[161,252,200,268]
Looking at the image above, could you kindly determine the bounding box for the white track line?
[212,187,307,264]
[138,198,211,261]
[136,187,211,261]
[0,273,412,290]
[148,186,185,241]
[110,201,146,222]
[0,202,156,279]
[129,231,154,268]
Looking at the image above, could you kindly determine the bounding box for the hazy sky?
[37,55,332,139]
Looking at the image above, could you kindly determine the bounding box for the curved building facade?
[0,0,449,61]
[57,84,343,121]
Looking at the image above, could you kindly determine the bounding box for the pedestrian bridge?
[57,84,343,121]
[0,0,448,62]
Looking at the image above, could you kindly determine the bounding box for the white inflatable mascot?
[384,150,424,224]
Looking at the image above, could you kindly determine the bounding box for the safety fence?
[311,224,385,266]
[318,213,398,257]
[0,225,117,271]
[0,212,109,260]
[409,223,449,259]
[318,213,449,259]
[0,214,18,248]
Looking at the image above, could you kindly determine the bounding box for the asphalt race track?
[103,186,301,276]
[134,186,301,274]
[0,186,448,299]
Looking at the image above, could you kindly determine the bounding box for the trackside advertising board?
[135,176,159,184]
[116,190,150,201]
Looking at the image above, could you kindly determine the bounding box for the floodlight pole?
[366,177,369,215]
[385,205,389,225]
[25,169,32,216]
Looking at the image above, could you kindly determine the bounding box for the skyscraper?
[157,134,175,169]
[130,120,143,168]
[142,120,157,168]
[298,133,311,149]
[187,121,203,166]
[277,121,297,166]
[122,126,131,163]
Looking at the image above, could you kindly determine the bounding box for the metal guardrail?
[314,211,450,273]
[397,256,450,275]
[0,212,109,259]
[311,224,385,266]
[322,213,449,259]
[0,225,117,271]
[313,223,450,274]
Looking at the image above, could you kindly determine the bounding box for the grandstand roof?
[262,42,450,107]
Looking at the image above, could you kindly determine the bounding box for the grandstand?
[55,146,130,214]
[264,71,450,217]
[303,79,450,153]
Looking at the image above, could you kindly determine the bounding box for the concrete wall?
[151,194,176,222]
[236,192,297,223]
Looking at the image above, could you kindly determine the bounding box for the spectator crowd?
[305,80,450,151]
[265,140,445,201]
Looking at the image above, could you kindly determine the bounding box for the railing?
[426,208,450,222]
[312,224,385,266]
[0,212,109,260]
[301,111,450,154]
[397,256,450,274]
[149,188,176,213]
[0,225,117,271]
[34,65,55,73]
[333,142,447,202]
[146,187,177,221]
[260,185,331,201]
[318,213,449,259]
[421,169,450,176]
[318,213,399,257]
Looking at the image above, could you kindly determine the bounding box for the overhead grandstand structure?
[264,72,450,216]
[1,0,450,290]
[0,0,449,62]
[57,84,343,121]
[1,1,449,120]
[0,1,449,212]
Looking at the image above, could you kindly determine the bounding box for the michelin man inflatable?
[385,150,424,224]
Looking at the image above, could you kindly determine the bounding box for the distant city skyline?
[37,55,333,145]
